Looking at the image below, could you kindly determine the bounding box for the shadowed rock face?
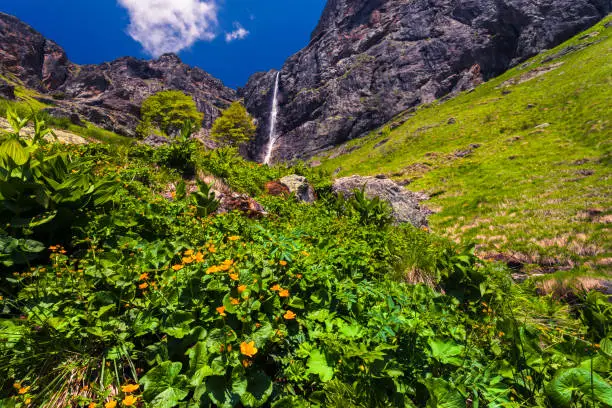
[240,0,610,163]
[0,12,236,137]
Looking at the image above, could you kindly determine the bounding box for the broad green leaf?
[306,349,333,382]
[428,338,464,366]
[0,139,28,166]
[141,361,189,408]
[424,378,465,408]
[545,368,612,407]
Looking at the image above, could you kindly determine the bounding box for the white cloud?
[225,22,249,43]
[117,0,218,56]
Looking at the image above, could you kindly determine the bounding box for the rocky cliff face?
[0,12,235,137]
[241,0,610,162]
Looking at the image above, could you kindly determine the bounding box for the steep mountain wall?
[240,0,610,162]
[0,12,235,137]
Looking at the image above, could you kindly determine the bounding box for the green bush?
[137,90,204,137]
[210,101,257,147]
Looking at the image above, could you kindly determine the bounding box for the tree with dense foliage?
[137,90,203,137]
[210,101,257,146]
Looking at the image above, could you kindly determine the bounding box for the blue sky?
[1,0,327,89]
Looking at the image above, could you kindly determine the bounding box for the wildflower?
[208,245,216,253]
[227,344,233,352]
[121,384,140,393]
[498,331,504,337]
[184,249,194,256]
[230,297,240,305]
[138,282,148,290]
[25,399,32,405]
[279,260,288,266]
[182,256,194,264]
[13,383,20,389]
[279,289,290,298]
[89,403,96,408]
[194,252,205,263]
[359,365,365,371]
[0,296,3,301]
[283,310,296,320]
[270,284,282,292]
[139,273,149,281]
[18,386,30,394]
[207,266,220,274]
[216,306,226,316]
[172,264,183,271]
[301,251,310,257]
[228,236,240,241]
[238,285,247,293]
[240,341,258,357]
[296,274,303,279]
[122,395,138,406]
[242,359,252,368]
[229,273,239,281]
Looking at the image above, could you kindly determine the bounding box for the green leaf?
[545,368,612,407]
[428,338,464,366]
[0,139,28,166]
[306,349,334,382]
[424,378,465,408]
[141,361,189,408]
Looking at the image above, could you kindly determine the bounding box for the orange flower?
[183,249,194,256]
[208,245,216,253]
[182,256,194,264]
[240,341,258,357]
[242,359,252,367]
[238,285,247,293]
[229,273,239,281]
[207,265,220,274]
[121,383,140,393]
[283,310,296,320]
[18,386,30,394]
[270,284,282,292]
[139,273,149,281]
[228,235,240,241]
[296,274,303,279]
[216,306,226,316]
[138,282,148,290]
[230,297,240,305]
[88,403,96,408]
[122,395,138,406]
[13,382,20,389]
[172,264,183,271]
[279,289,289,298]
[194,252,205,263]
[279,260,287,266]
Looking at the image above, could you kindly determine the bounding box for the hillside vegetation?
[318,17,612,286]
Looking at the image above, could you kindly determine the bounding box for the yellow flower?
[270,284,282,292]
[138,282,148,290]
[229,273,239,281]
[228,236,240,241]
[172,264,183,271]
[122,395,138,406]
[279,260,287,266]
[279,289,290,298]
[139,273,149,281]
[105,401,117,408]
[207,265,220,274]
[301,251,310,257]
[238,285,247,293]
[182,256,194,264]
[240,341,258,357]
[12,382,20,389]
[18,386,30,394]
[283,310,296,320]
[208,245,216,253]
[296,274,303,279]
[184,249,194,256]
[121,383,140,393]
[194,252,205,263]
[216,306,226,316]
[230,297,240,305]
[25,399,32,405]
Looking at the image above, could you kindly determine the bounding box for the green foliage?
[138,90,203,137]
[210,101,256,147]
[191,180,220,217]
[153,122,198,176]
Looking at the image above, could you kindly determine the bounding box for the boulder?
[279,174,316,202]
[0,78,15,100]
[332,175,430,228]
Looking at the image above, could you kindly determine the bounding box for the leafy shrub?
[210,101,256,147]
[137,90,204,137]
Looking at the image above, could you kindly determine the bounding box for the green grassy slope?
[317,16,612,277]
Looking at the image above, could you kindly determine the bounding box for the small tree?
[210,101,256,147]
[137,90,203,137]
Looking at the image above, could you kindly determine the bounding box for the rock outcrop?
[332,175,430,227]
[0,12,235,137]
[279,175,316,202]
[241,0,610,162]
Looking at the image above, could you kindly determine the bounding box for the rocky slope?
[241,0,610,162]
[0,12,235,137]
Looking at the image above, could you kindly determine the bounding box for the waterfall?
[263,72,281,165]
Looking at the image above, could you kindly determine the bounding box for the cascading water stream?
[263,72,281,165]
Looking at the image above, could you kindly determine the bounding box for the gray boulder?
[332,175,430,227]
[279,174,316,202]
